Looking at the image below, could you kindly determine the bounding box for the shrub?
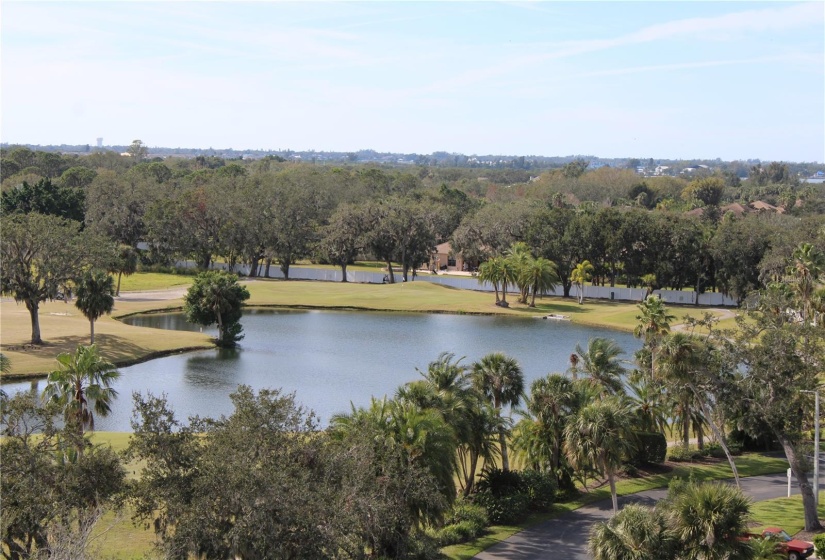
[443,499,489,529]
[814,534,825,558]
[473,490,530,524]
[632,431,668,465]
[476,468,525,497]
[668,445,702,462]
[519,469,558,511]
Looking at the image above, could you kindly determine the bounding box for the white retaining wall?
[177,261,738,307]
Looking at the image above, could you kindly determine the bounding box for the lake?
[2,309,641,430]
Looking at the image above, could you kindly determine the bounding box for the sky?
[1,1,823,162]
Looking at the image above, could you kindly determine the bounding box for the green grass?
[442,454,789,559]
[750,495,825,535]
[118,272,193,292]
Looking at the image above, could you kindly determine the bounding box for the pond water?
[2,309,641,430]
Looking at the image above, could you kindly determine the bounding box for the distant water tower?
[96,137,103,149]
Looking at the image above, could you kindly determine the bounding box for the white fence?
[178,261,738,307]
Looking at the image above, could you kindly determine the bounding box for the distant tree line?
[2,146,824,345]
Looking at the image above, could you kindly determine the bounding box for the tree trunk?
[563,278,572,298]
[340,263,348,282]
[499,425,510,471]
[116,272,123,296]
[608,469,618,515]
[280,261,290,280]
[385,260,395,284]
[689,383,740,488]
[25,299,42,345]
[90,319,95,344]
[264,258,272,278]
[249,255,259,278]
[779,435,822,531]
[199,253,211,270]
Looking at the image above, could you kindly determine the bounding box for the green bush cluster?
[813,534,825,557]
[472,469,557,524]
[631,431,668,465]
[428,499,489,546]
[668,442,742,462]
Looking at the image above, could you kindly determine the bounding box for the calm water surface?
[2,309,641,429]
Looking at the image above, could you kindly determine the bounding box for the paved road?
[475,472,795,560]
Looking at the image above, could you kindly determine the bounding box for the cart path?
[475,472,795,560]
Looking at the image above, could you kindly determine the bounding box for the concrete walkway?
[475,472,797,560]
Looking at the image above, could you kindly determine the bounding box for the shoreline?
[0,281,727,381]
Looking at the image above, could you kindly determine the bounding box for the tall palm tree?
[657,332,740,487]
[565,398,635,514]
[570,260,594,304]
[512,374,581,488]
[74,269,115,344]
[472,352,524,471]
[634,296,675,343]
[398,352,500,495]
[522,257,559,307]
[666,482,755,560]
[588,504,675,560]
[478,257,504,304]
[574,338,627,395]
[506,242,533,304]
[42,344,120,450]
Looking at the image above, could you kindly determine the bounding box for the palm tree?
[74,269,115,344]
[330,396,457,511]
[472,352,524,471]
[634,296,675,343]
[398,352,500,495]
[512,374,581,489]
[626,378,669,434]
[788,242,824,322]
[42,344,120,450]
[570,260,594,304]
[574,338,627,395]
[565,398,635,514]
[522,257,559,307]
[666,482,755,560]
[588,504,675,560]
[477,257,505,304]
[506,242,533,304]
[657,332,740,487]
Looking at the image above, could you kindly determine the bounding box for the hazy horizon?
[2,2,823,163]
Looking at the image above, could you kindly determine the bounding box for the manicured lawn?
[0,295,211,378]
[750,495,825,535]
[118,272,194,292]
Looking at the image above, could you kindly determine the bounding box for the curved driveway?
[475,472,795,560]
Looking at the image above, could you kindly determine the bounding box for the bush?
[472,468,556,523]
[430,520,485,547]
[473,490,530,524]
[443,499,489,528]
[814,534,825,558]
[632,431,668,465]
[519,469,558,511]
[476,468,525,497]
[668,445,702,462]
